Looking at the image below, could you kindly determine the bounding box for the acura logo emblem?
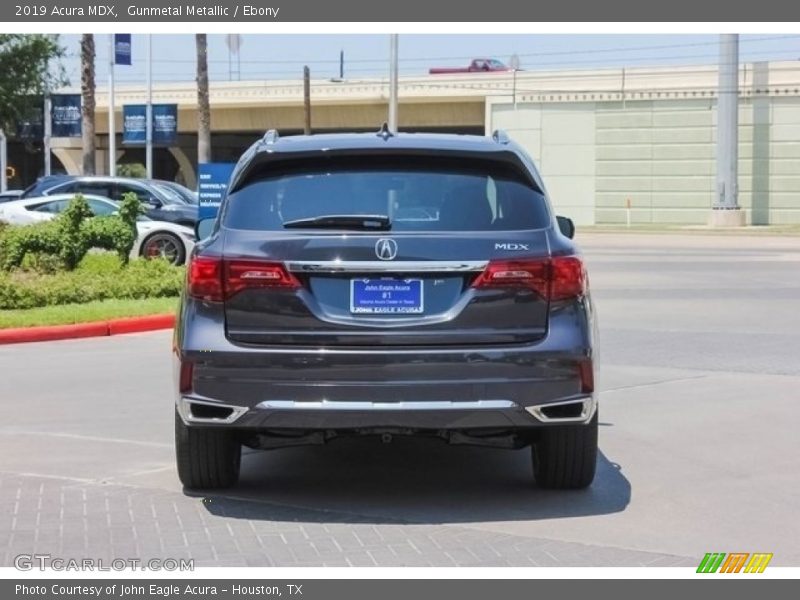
[375,238,398,260]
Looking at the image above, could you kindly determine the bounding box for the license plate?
[350,279,424,314]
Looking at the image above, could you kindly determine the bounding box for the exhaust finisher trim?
[178,397,249,424]
[525,396,597,423]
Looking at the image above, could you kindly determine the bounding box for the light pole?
[146,34,153,179]
[108,34,116,177]
[711,34,744,227]
[388,34,399,133]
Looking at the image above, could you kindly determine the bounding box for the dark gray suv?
[174,129,598,490]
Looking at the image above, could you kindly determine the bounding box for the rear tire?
[175,411,241,490]
[531,411,598,489]
[141,232,186,266]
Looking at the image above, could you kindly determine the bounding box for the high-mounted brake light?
[472,256,586,301]
[188,257,300,301]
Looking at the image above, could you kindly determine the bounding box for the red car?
[429,58,511,75]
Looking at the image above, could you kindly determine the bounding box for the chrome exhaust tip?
[525,396,596,423]
[177,397,249,424]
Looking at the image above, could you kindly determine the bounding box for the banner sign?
[123,104,178,146]
[50,94,82,138]
[114,33,132,65]
[152,104,178,145]
[122,105,146,144]
[198,163,235,220]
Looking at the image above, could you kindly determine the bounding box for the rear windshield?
[222,156,550,231]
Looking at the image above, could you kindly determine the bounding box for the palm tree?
[80,34,95,175]
[196,34,211,164]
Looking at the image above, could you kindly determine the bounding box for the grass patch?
[0,297,178,329]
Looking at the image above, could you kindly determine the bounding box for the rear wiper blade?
[282,214,392,230]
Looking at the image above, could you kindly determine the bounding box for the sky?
[54,33,800,87]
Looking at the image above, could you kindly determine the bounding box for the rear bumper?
[174,296,597,432]
[176,395,597,430]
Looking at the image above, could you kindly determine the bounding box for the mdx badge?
[495,243,530,251]
[375,238,398,260]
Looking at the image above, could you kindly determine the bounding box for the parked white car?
[0,194,196,265]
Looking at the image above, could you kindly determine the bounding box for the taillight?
[188,256,224,302]
[178,361,194,394]
[472,256,586,300]
[224,260,301,297]
[472,259,550,297]
[187,256,300,302]
[578,358,594,394]
[550,256,587,300]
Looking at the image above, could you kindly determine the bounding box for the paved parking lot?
[1,232,798,567]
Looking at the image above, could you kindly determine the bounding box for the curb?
[0,314,175,345]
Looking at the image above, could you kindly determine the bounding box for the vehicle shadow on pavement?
[194,436,630,524]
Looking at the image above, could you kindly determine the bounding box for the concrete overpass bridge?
[35,62,800,225]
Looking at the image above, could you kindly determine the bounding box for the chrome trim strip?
[178,397,249,425]
[285,260,488,274]
[525,396,597,423]
[256,399,517,411]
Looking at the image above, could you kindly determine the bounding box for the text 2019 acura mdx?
[173,128,598,490]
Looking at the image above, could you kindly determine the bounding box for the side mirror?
[195,218,216,240]
[556,215,575,239]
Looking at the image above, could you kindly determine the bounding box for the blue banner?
[152,104,178,145]
[50,94,82,138]
[123,104,178,146]
[122,105,146,145]
[114,34,132,65]
[198,163,236,220]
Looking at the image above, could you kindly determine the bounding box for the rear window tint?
[222,156,550,232]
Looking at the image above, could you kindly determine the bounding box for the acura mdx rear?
[173,129,598,490]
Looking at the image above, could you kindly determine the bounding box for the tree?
[195,34,211,164]
[0,34,64,131]
[80,34,96,175]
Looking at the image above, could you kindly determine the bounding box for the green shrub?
[0,193,141,271]
[117,163,147,178]
[0,254,184,310]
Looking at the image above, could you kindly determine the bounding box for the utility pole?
[44,94,52,176]
[303,66,311,135]
[509,54,520,108]
[388,34,399,133]
[711,34,744,227]
[108,34,116,177]
[145,34,153,179]
[339,50,344,79]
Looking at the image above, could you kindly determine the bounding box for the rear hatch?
[211,153,557,347]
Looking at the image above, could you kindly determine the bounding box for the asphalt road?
[1,232,798,567]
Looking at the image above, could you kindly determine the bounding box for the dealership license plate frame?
[350,278,424,314]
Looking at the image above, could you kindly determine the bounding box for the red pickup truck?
[429,58,511,75]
